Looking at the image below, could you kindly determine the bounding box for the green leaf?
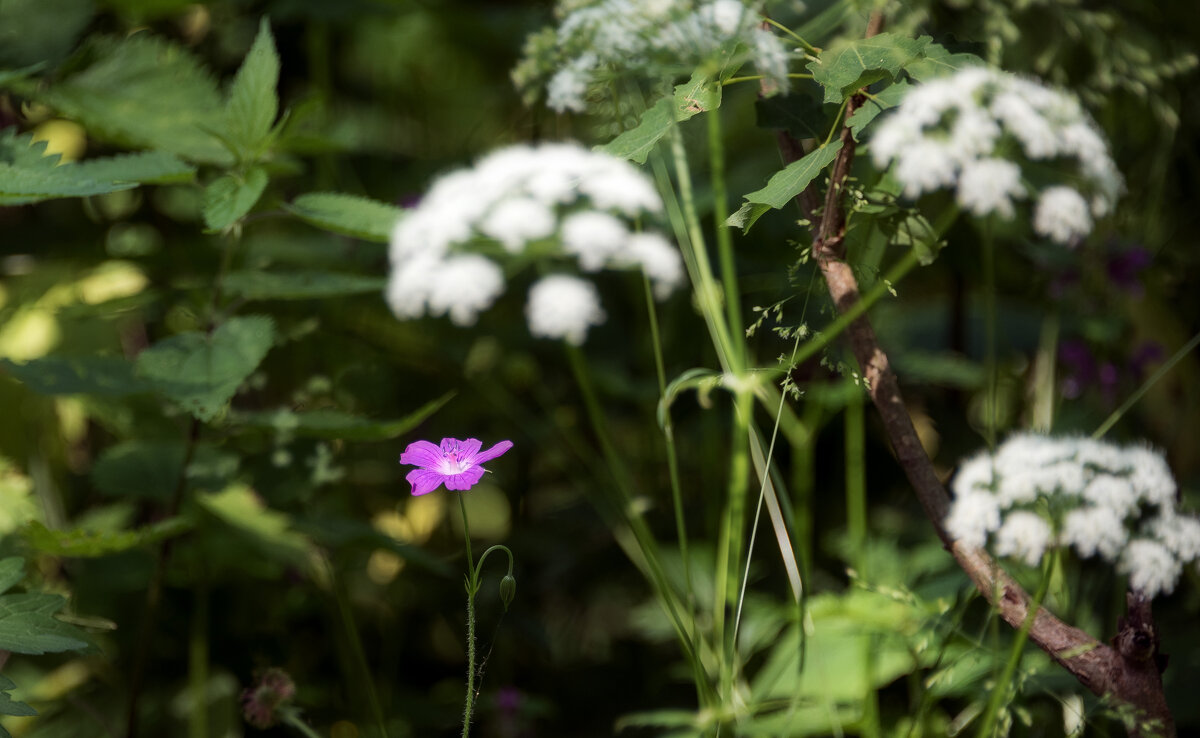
[202,166,268,231]
[0,674,37,721]
[222,270,386,300]
[196,484,314,569]
[92,440,185,500]
[657,367,722,429]
[71,151,196,185]
[884,211,944,265]
[229,391,454,441]
[0,132,139,205]
[724,201,772,233]
[23,517,192,558]
[0,63,45,89]
[599,70,721,164]
[37,34,230,164]
[846,80,910,140]
[0,354,148,396]
[0,0,93,69]
[904,39,985,82]
[807,33,929,103]
[0,561,91,655]
[284,192,404,242]
[225,17,280,156]
[136,315,275,421]
[742,139,843,210]
[0,558,24,595]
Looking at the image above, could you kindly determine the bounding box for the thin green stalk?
[982,223,998,449]
[845,380,866,575]
[644,273,692,598]
[459,494,477,738]
[1093,329,1200,439]
[188,585,209,738]
[280,708,325,738]
[716,389,753,702]
[707,109,744,371]
[328,559,388,738]
[976,550,1058,738]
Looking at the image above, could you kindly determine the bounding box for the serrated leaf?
[225,17,280,156]
[0,558,24,596]
[742,139,843,210]
[23,518,191,558]
[92,440,185,500]
[196,484,314,569]
[599,71,721,164]
[230,391,454,441]
[284,192,404,242]
[0,355,148,396]
[203,166,268,231]
[846,80,910,140]
[136,315,275,421]
[0,590,90,654]
[904,39,985,82]
[724,201,772,233]
[37,34,230,164]
[807,33,929,103]
[0,133,141,204]
[222,270,386,300]
[0,674,37,720]
[71,151,196,185]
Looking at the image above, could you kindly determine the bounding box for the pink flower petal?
[456,438,483,459]
[472,440,513,465]
[444,467,486,491]
[407,468,446,496]
[400,440,443,469]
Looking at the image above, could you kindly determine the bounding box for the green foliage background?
[0,0,1198,736]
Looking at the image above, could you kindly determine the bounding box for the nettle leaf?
[729,140,843,232]
[808,33,929,104]
[230,391,454,441]
[285,192,404,242]
[203,166,268,231]
[225,17,280,157]
[0,354,148,396]
[71,151,196,185]
[24,518,191,558]
[846,81,910,140]
[904,39,985,82]
[0,132,137,205]
[0,557,90,655]
[37,34,230,164]
[0,674,37,722]
[196,485,314,569]
[222,270,386,300]
[600,70,722,164]
[136,315,276,421]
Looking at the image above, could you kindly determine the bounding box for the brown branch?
[775,9,1175,736]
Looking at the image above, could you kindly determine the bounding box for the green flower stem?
[845,379,866,575]
[976,550,1058,738]
[280,707,325,738]
[1092,328,1200,439]
[707,108,744,371]
[982,222,998,449]
[715,388,753,701]
[643,273,693,599]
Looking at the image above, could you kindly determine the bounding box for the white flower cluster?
[516,0,790,114]
[871,67,1122,245]
[386,142,684,345]
[947,433,1199,598]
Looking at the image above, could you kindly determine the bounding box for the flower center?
[438,451,472,475]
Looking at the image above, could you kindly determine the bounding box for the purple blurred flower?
[241,667,295,729]
[1106,245,1152,296]
[400,438,513,495]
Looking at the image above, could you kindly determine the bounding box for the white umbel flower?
[995,511,1053,567]
[1119,540,1182,598]
[1033,186,1092,245]
[956,158,1023,218]
[526,274,607,345]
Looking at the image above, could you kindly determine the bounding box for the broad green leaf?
[904,39,985,82]
[92,440,185,500]
[0,0,92,68]
[23,517,191,558]
[0,558,24,595]
[0,134,139,205]
[230,391,454,441]
[0,580,90,654]
[37,34,230,164]
[196,484,314,569]
[203,166,268,231]
[846,80,910,140]
[807,33,929,103]
[222,270,386,300]
[724,201,772,233]
[0,63,45,89]
[136,315,275,421]
[615,710,701,731]
[225,18,280,156]
[0,355,148,396]
[71,151,196,185]
[0,674,37,721]
[284,192,404,242]
[600,71,721,164]
[884,211,943,264]
[741,139,843,210]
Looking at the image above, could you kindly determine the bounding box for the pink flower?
[399,438,514,495]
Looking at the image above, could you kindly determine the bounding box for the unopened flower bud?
[499,574,516,610]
